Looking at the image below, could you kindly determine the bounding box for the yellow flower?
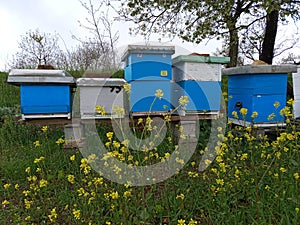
[179,95,189,106]
[112,106,125,116]
[175,157,184,165]
[123,83,131,94]
[41,126,48,132]
[268,113,276,121]
[48,207,58,222]
[25,167,31,173]
[240,153,248,160]
[2,200,10,205]
[296,208,300,213]
[239,108,248,116]
[25,216,31,221]
[56,138,65,145]
[231,111,238,119]
[24,199,33,209]
[293,173,299,180]
[216,179,224,186]
[188,218,197,225]
[155,89,164,99]
[70,155,75,161]
[106,222,112,225]
[23,190,30,196]
[39,179,48,188]
[67,175,75,184]
[3,183,11,189]
[287,98,294,106]
[72,209,81,220]
[123,190,132,198]
[251,111,258,119]
[178,219,186,225]
[265,185,271,190]
[15,184,19,189]
[106,132,114,141]
[95,105,106,115]
[176,193,185,200]
[110,191,119,199]
[279,167,287,173]
[34,156,45,164]
[34,140,40,147]
[273,101,280,109]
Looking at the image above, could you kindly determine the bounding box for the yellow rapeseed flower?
[39,179,48,188]
[48,207,58,222]
[179,95,189,106]
[155,89,164,99]
[72,209,81,220]
[239,108,248,116]
[3,183,11,189]
[251,111,258,119]
[34,156,45,164]
[178,219,186,225]
[273,101,280,109]
[41,126,48,132]
[293,173,299,180]
[33,140,40,147]
[123,83,131,94]
[2,200,10,206]
[70,155,75,161]
[280,167,287,173]
[176,193,185,200]
[110,191,119,199]
[95,105,106,116]
[231,111,238,119]
[188,218,198,225]
[67,175,75,184]
[56,138,65,145]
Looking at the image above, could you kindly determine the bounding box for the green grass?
[0,72,300,225]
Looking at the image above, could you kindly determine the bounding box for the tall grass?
[0,72,299,224]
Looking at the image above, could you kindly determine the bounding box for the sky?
[0,0,225,71]
[0,0,299,71]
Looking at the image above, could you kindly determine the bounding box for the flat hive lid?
[121,45,175,61]
[222,65,298,76]
[7,69,76,85]
[76,78,126,86]
[172,55,230,65]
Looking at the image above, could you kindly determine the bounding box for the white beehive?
[76,78,126,119]
[292,66,300,119]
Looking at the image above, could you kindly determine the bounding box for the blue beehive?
[223,65,297,126]
[172,55,230,113]
[128,79,172,113]
[121,45,175,81]
[7,69,75,120]
[175,81,222,111]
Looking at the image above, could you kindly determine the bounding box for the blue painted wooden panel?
[129,80,172,112]
[176,81,221,111]
[228,73,287,123]
[20,85,71,114]
[228,74,287,95]
[124,54,173,81]
[228,94,286,123]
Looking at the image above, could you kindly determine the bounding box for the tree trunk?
[259,9,279,64]
[228,28,239,68]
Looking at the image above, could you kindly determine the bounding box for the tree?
[8,29,63,69]
[117,0,265,67]
[72,0,120,71]
[116,0,300,67]
[259,1,300,64]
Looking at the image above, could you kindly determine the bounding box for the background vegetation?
[0,72,299,224]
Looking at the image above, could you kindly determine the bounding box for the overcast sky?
[0,1,299,71]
